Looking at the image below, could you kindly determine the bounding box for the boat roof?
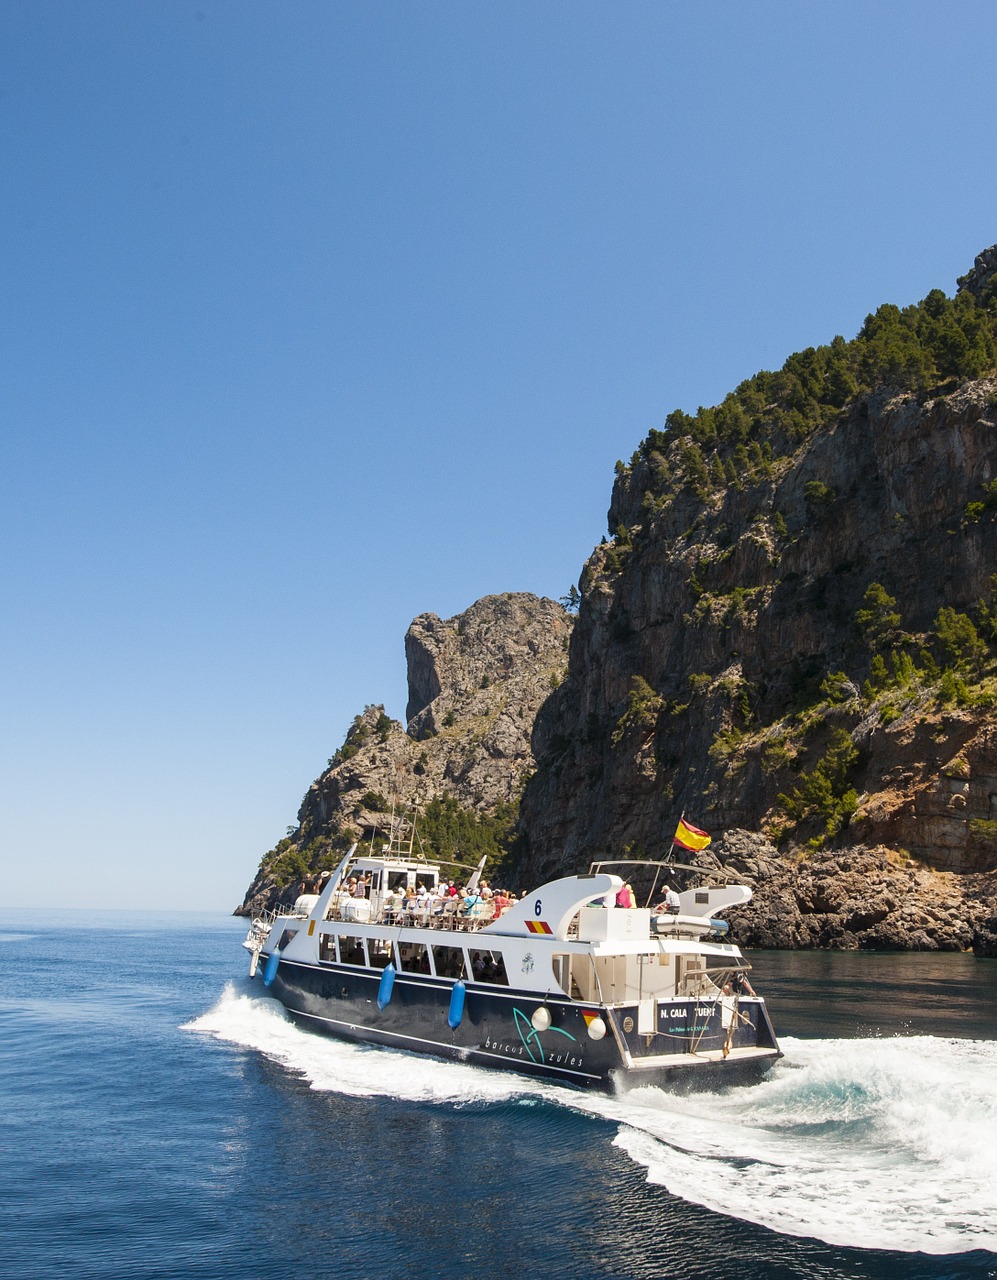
[589,857,745,885]
[350,855,441,873]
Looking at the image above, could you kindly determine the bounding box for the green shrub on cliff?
[270,845,311,889]
[611,676,664,746]
[855,583,903,648]
[634,278,997,508]
[776,727,860,838]
[804,480,835,514]
[415,797,519,881]
[969,818,997,854]
[934,606,988,675]
[976,576,997,643]
[819,671,855,704]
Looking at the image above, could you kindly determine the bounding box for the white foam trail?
[184,982,553,1106]
[185,987,997,1254]
[601,1037,997,1255]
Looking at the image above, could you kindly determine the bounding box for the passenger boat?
[242,843,781,1091]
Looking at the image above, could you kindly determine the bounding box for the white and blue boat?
[243,845,781,1091]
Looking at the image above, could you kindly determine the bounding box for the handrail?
[322,900,501,932]
[588,858,744,885]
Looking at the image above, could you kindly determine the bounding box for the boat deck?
[328,895,504,930]
[618,1044,779,1070]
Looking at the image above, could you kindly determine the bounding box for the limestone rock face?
[238,593,571,915]
[405,593,572,753]
[518,376,997,889]
[957,243,997,304]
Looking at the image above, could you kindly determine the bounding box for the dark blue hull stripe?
[287,1004,606,1084]
[259,956,779,1090]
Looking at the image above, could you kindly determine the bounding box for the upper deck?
[271,851,749,951]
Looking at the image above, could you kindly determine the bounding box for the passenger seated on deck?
[654,886,681,914]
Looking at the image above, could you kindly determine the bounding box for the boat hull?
[259,957,781,1091]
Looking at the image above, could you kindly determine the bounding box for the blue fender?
[263,949,281,986]
[448,980,466,1029]
[377,962,396,1010]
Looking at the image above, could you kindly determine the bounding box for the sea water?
[2,910,996,1279]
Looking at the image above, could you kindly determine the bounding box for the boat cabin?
[314,853,452,927]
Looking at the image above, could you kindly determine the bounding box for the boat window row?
[318,931,508,985]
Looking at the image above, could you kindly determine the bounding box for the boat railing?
[242,902,309,947]
[588,857,747,888]
[251,904,306,930]
[322,895,505,932]
[246,896,510,940]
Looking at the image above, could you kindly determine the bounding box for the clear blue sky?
[2,1,994,910]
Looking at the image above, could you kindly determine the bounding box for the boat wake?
[600,1035,997,1255]
[186,982,997,1256]
[185,981,535,1106]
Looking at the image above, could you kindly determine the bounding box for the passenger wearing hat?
[654,886,681,913]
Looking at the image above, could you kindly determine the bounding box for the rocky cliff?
[240,248,997,951]
[519,377,997,878]
[513,249,997,949]
[238,593,571,916]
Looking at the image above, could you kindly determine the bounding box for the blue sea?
[2,909,997,1279]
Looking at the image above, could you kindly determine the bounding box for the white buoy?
[587,1016,607,1040]
[531,1007,551,1031]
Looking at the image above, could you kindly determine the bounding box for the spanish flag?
[673,818,711,852]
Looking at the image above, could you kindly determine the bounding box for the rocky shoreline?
[705,830,997,956]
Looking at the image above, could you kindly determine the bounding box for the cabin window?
[397,942,431,974]
[319,933,337,963]
[552,953,584,998]
[387,872,409,891]
[339,934,366,966]
[366,935,393,970]
[677,955,709,995]
[432,945,467,980]
[469,949,508,985]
